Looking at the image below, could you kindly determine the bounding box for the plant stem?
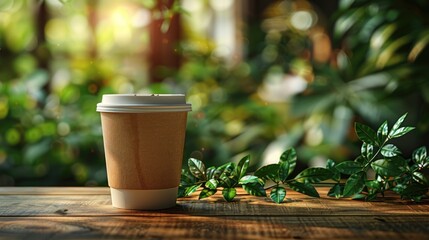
[363,137,391,169]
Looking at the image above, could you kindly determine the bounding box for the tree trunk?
[148,0,181,83]
[33,0,51,95]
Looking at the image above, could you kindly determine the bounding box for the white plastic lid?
[96,94,192,113]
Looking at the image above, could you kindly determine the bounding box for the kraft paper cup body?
[96,94,191,210]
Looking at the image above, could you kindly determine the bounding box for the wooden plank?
[0,215,428,239]
[1,187,428,239]
[0,187,109,195]
[0,187,428,217]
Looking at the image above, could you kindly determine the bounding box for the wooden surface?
[0,187,428,239]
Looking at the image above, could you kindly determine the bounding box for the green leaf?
[413,172,429,186]
[351,193,366,200]
[388,113,408,138]
[239,175,263,185]
[206,166,216,180]
[365,180,381,190]
[184,184,202,196]
[377,120,389,144]
[205,179,218,190]
[295,168,333,183]
[180,169,197,186]
[365,180,382,200]
[354,156,365,164]
[389,127,415,138]
[242,183,267,197]
[326,159,335,169]
[199,188,217,199]
[412,146,427,164]
[327,183,343,199]
[215,162,235,180]
[355,122,378,146]
[361,142,374,161]
[236,155,250,179]
[280,148,297,176]
[331,170,341,182]
[270,186,286,204]
[343,171,366,197]
[326,159,341,182]
[287,181,319,198]
[188,158,206,180]
[254,164,279,182]
[278,161,290,182]
[371,157,407,177]
[391,183,407,195]
[335,161,363,175]
[222,188,237,202]
[219,175,237,188]
[177,186,186,198]
[410,163,419,172]
[381,144,401,157]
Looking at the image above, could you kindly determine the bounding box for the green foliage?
[287,181,319,198]
[180,148,332,204]
[1,0,429,190]
[290,0,429,166]
[180,113,428,203]
[294,168,332,184]
[355,123,379,146]
[179,155,265,202]
[0,71,108,186]
[270,186,286,204]
[343,171,366,197]
[327,113,429,201]
[254,148,332,203]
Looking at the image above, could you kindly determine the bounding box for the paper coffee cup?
[96,94,191,210]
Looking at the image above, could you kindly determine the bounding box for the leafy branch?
[179,113,429,203]
[179,148,332,203]
[179,155,266,202]
[253,148,331,203]
[328,113,428,201]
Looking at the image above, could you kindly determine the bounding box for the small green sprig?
[328,113,429,201]
[178,155,266,202]
[253,148,332,203]
[179,113,429,203]
[179,149,333,203]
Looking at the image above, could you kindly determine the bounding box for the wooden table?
[0,187,428,239]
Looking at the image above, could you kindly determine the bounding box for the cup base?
[110,187,178,210]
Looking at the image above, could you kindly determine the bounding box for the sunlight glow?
[209,0,233,11]
[132,9,150,28]
[291,10,315,31]
[259,73,308,102]
[112,9,132,43]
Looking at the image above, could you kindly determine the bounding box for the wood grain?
[0,216,428,239]
[0,187,427,217]
[0,187,428,239]
[0,187,109,195]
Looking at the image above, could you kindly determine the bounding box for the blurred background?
[1,0,428,186]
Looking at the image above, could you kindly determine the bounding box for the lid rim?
[96,94,191,113]
[96,103,191,107]
[96,106,192,113]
